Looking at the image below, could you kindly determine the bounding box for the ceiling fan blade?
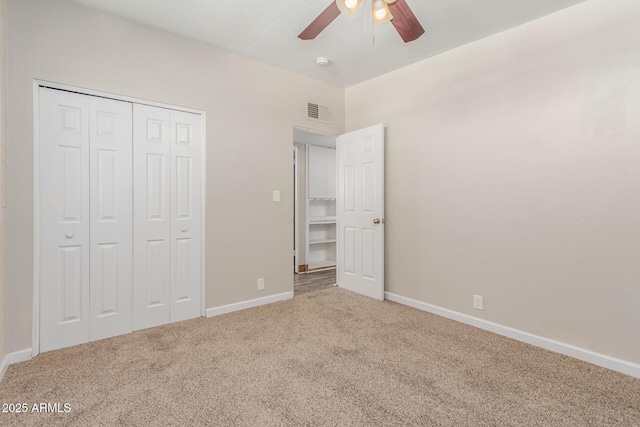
[298,2,342,40]
[388,0,425,43]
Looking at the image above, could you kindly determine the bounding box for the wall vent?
[306,101,331,124]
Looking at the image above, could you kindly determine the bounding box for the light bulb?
[372,0,392,25]
[372,0,388,20]
[345,0,357,9]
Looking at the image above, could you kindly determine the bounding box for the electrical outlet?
[473,295,484,310]
[273,190,280,202]
[257,278,265,291]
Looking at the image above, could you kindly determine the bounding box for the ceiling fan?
[298,0,425,43]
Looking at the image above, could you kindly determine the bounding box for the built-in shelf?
[306,145,337,274]
[309,216,336,223]
[307,260,336,271]
[309,239,337,245]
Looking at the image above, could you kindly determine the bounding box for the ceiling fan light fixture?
[336,0,362,18]
[299,0,424,43]
[372,0,392,26]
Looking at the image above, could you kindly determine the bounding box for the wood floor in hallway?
[294,269,336,296]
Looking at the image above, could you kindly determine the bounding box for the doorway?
[292,125,386,300]
[293,128,337,295]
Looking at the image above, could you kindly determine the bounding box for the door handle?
[181,227,188,233]
[65,232,74,239]
[373,218,382,225]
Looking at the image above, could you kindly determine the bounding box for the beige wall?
[6,0,344,352]
[346,0,640,364]
[0,0,7,368]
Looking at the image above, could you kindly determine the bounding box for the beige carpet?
[1,288,639,426]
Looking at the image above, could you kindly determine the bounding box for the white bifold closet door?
[133,104,202,331]
[40,88,203,352]
[39,88,133,352]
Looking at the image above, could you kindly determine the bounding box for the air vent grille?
[306,101,331,124]
[308,102,319,120]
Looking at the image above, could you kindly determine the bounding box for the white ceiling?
[66,0,587,88]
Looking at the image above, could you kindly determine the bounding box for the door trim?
[32,82,40,357]
[32,80,207,356]
[293,145,299,273]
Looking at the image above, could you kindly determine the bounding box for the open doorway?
[293,128,337,295]
[293,125,386,299]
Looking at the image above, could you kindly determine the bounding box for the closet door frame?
[32,80,207,357]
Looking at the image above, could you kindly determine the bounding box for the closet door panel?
[39,88,91,352]
[133,104,172,330]
[308,145,328,199]
[326,147,337,199]
[170,111,202,322]
[40,88,205,349]
[89,97,133,341]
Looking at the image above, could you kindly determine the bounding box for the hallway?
[293,270,336,296]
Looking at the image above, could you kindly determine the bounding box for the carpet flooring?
[1,288,639,426]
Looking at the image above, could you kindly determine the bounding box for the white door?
[39,88,91,352]
[170,110,203,322]
[133,104,172,330]
[133,105,203,329]
[89,97,133,341]
[337,124,385,300]
[40,89,134,352]
[39,88,203,350]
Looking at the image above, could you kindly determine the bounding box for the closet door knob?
[181,227,188,233]
[65,232,74,239]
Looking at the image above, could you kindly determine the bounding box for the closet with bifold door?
[38,87,203,353]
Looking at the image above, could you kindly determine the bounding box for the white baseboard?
[0,348,33,384]
[385,292,640,379]
[206,292,294,318]
[8,348,33,365]
[0,354,8,383]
